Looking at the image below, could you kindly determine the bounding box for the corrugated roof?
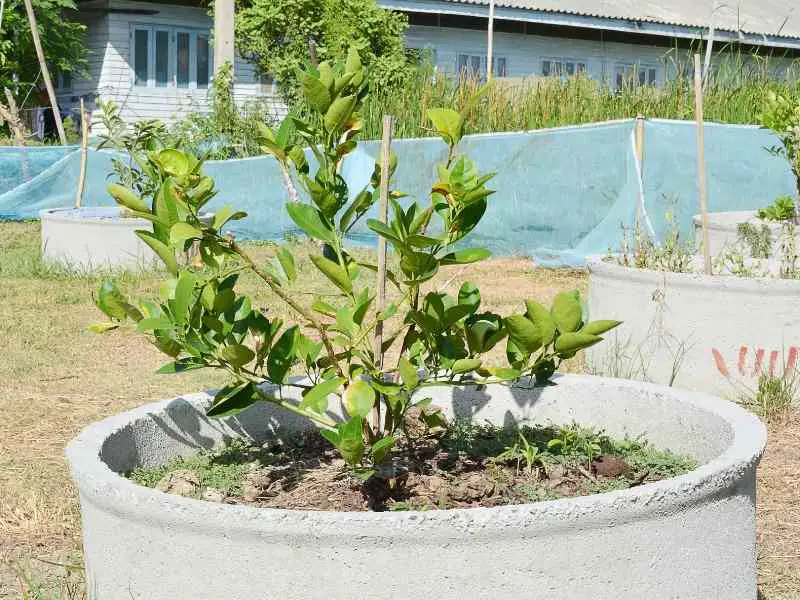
[441,0,800,40]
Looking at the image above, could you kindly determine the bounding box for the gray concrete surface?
[693,210,800,260]
[588,259,800,397]
[67,375,766,600]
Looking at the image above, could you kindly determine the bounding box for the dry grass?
[0,221,796,598]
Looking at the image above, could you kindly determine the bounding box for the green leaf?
[427,107,463,144]
[212,205,247,230]
[107,183,149,213]
[300,72,332,113]
[172,273,196,325]
[286,202,335,243]
[207,382,260,418]
[525,300,556,346]
[551,291,583,333]
[554,332,603,354]
[136,230,178,275]
[343,379,375,419]
[504,315,542,353]
[398,357,419,390]
[345,46,362,74]
[366,219,407,248]
[406,233,442,248]
[371,436,395,464]
[300,377,344,414]
[87,322,119,333]
[486,367,522,381]
[156,149,190,177]
[310,255,353,294]
[458,281,481,313]
[96,280,141,321]
[312,299,338,318]
[220,344,255,368]
[156,359,206,374]
[324,95,357,133]
[439,248,491,265]
[169,222,202,246]
[136,317,173,332]
[267,326,298,383]
[276,247,296,282]
[451,358,482,374]
[582,320,622,335]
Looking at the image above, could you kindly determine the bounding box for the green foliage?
[235,0,410,103]
[0,0,87,109]
[736,221,772,258]
[170,62,276,159]
[756,194,796,222]
[761,91,800,219]
[615,210,695,273]
[93,50,619,486]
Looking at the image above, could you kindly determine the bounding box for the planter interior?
[68,375,765,600]
[693,210,799,259]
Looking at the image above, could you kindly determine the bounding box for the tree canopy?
[0,0,87,105]
[235,0,411,101]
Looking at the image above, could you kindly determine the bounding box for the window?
[54,71,72,91]
[457,54,508,80]
[131,25,213,89]
[541,58,587,78]
[614,63,658,90]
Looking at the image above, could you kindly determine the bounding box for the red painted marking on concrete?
[752,348,765,376]
[738,346,748,375]
[712,349,730,376]
[769,351,779,377]
[786,347,799,376]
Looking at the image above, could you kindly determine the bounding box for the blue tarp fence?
[0,119,794,266]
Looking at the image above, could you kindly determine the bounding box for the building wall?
[63,0,281,130]
[405,24,677,85]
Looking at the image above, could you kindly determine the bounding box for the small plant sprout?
[93,48,620,497]
[494,432,541,474]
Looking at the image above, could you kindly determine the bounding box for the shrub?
[94,49,620,495]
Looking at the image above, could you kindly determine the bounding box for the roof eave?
[382,0,800,50]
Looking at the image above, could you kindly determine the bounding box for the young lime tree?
[761,91,800,223]
[95,49,619,486]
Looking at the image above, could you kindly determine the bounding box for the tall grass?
[363,50,800,139]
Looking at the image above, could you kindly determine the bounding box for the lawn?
[0,221,797,598]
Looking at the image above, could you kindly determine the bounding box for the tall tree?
[235,0,410,102]
[0,0,86,104]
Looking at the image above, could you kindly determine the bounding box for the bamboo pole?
[74,98,89,208]
[23,0,66,144]
[634,114,645,231]
[372,115,394,431]
[694,53,712,275]
[486,0,495,81]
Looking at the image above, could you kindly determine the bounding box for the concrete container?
[67,375,766,600]
[40,207,212,271]
[692,210,800,259]
[588,260,800,397]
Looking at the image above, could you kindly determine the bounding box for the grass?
[362,50,800,139]
[0,220,796,598]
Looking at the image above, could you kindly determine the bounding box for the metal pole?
[23,0,66,144]
[694,53,712,275]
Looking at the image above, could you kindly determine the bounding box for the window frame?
[456,53,508,80]
[130,24,213,90]
[613,62,659,90]
[541,57,587,78]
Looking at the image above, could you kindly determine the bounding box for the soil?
[131,423,696,512]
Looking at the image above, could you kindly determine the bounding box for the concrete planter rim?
[589,257,800,295]
[66,374,766,540]
[39,206,151,227]
[691,210,789,233]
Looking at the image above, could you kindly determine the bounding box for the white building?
[62,0,800,125]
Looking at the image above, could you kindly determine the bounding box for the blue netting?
[0,119,795,266]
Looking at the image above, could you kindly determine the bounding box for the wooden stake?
[634,114,645,230]
[23,0,66,145]
[372,115,394,432]
[74,98,89,208]
[486,0,495,81]
[694,53,712,275]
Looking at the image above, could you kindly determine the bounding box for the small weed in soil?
[128,422,696,512]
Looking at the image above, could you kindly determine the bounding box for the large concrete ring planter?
[67,375,766,600]
[692,210,799,258]
[588,260,800,396]
[40,207,211,271]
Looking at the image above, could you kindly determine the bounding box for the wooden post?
[372,115,394,431]
[634,114,645,230]
[74,98,89,208]
[694,53,712,275]
[486,0,495,81]
[23,0,66,145]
